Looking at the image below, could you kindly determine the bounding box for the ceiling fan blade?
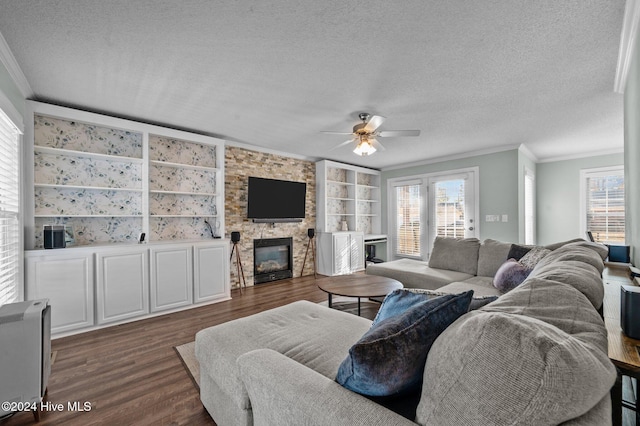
[363,115,386,133]
[321,131,354,135]
[378,130,421,137]
[370,138,386,152]
[330,139,355,151]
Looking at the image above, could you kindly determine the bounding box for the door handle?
[468,227,474,231]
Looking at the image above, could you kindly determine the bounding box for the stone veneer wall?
[225,146,316,288]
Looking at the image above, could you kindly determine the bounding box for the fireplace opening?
[253,237,293,284]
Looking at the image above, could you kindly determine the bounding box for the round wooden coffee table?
[317,274,403,316]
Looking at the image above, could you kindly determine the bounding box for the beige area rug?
[174,341,200,390]
[174,297,381,390]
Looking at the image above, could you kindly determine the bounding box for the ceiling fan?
[321,113,420,156]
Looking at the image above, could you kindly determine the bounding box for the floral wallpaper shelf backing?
[28,102,225,249]
[149,134,220,241]
[32,114,144,247]
[316,160,381,235]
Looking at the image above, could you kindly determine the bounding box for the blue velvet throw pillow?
[335,290,473,397]
[372,289,435,325]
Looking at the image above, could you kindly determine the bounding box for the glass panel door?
[428,172,476,255]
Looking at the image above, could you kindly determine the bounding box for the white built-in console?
[23,101,230,337]
[315,160,384,275]
[25,240,229,337]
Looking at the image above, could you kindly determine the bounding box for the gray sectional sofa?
[365,237,583,296]
[195,238,616,425]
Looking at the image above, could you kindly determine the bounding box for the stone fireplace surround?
[225,146,316,287]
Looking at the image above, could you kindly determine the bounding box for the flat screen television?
[247,177,306,221]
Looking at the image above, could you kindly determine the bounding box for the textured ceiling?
[0,0,626,169]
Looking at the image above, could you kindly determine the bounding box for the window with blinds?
[394,183,422,257]
[582,166,625,244]
[0,108,20,306]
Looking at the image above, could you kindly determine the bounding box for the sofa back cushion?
[428,237,480,275]
[476,239,512,277]
[416,278,616,425]
[530,260,604,309]
[534,240,608,274]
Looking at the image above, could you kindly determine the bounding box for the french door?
[390,168,477,260]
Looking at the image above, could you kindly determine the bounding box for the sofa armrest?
[237,348,416,426]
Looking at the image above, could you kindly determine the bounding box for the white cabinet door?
[333,233,352,275]
[350,232,365,272]
[193,243,229,303]
[96,248,149,325]
[150,245,193,312]
[25,253,94,334]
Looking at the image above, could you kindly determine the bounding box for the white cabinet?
[150,245,193,312]
[96,248,149,325]
[25,251,94,334]
[25,240,230,337]
[194,242,230,303]
[317,231,365,276]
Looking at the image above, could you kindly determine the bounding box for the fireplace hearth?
[253,237,293,284]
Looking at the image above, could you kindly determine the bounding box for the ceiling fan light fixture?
[353,136,376,156]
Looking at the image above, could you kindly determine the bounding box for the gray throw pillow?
[428,237,480,275]
[519,246,551,269]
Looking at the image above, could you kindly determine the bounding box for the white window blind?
[0,108,20,306]
[582,167,625,244]
[524,169,535,245]
[432,178,466,239]
[394,183,422,257]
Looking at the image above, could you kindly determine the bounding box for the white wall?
[382,149,520,244]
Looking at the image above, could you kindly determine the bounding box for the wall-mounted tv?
[247,177,306,222]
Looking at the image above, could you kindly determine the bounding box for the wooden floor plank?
[1,276,330,425]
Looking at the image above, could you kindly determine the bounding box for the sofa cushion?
[492,259,532,292]
[476,239,512,277]
[366,258,473,290]
[428,237,481,275]
[417,278,616,425]
[336,291,473,398]
[531,260,604,309]
[439,278,502,298]
[543,237,587,251]
[535,241,607,275]
[195,301,372,410]
[417,309,616,425]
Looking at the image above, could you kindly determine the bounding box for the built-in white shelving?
[25,101,225,249]
[316,160,382,236]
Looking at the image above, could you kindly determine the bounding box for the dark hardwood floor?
[1,275,333,426]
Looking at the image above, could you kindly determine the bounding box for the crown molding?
[0,30,33,98]
[381,144,522,172]
[536,147,624,163]
[224,139,319,162]
[518,144,539,163]
[614,0,640,94]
